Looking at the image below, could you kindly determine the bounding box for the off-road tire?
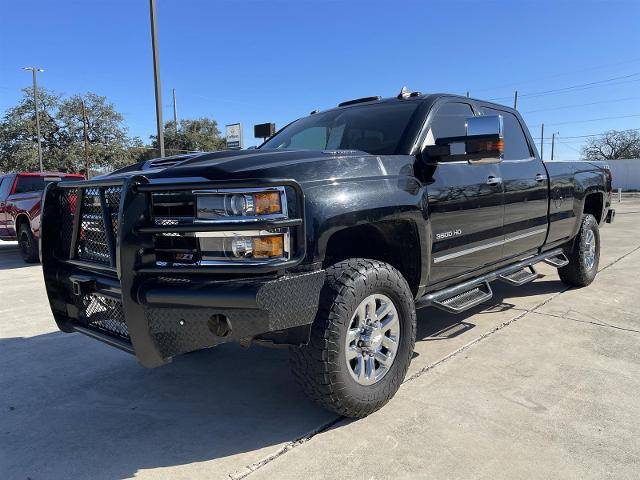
[290,258,416,418]
[18,223,39,263]
[558,214,599,287]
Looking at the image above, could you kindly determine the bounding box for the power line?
[488,73,640,101]
[550,128,640,139]
[545,113,640,126]
[471,57,640,93]
[522,96,640,114]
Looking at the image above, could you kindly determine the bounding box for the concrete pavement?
[1,199,638,480]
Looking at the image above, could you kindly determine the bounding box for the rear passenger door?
[422,101,505,284]
[481,107,548,258]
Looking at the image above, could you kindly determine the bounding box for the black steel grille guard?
[47,175,307,276]
[40,175,309,368]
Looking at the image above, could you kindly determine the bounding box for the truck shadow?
[0,242,34,270]
[415,274,566,343]
[1,276,567,480]
[1,332,336,480]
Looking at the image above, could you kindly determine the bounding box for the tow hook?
[69,275,96,296]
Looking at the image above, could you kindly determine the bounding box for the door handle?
[535,174,546,182]
[486,176,502,186]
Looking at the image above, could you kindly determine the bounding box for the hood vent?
[143,153,203,170]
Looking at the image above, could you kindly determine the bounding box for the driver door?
[418,101,505,284]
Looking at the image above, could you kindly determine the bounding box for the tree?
[0,88,62,172]
[0,88,140,174]
[581,129,640,161]
[57,93,140,172]
[150,117,226,157]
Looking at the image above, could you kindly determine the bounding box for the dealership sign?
[226,123,243,150]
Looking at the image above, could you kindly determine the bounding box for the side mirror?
[422,115,504,164]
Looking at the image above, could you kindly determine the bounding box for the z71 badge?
[436,229,462,240]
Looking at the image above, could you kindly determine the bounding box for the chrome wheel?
[583,229,596,270]
[345,293,400,386]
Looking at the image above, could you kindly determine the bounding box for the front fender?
[302,175,430,287]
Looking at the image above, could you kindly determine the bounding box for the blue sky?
[1,0,639,159]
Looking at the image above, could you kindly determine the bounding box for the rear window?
[14,174,83,194]
[15,176,46,194]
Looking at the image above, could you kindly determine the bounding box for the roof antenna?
[397,86,411,99]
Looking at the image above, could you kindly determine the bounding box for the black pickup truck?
[41,90,614,418]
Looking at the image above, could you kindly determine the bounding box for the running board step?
[543,253,569,268]
[432,282,493,314]
[498,265,538,286]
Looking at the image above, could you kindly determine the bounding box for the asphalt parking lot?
[1,199,639,480]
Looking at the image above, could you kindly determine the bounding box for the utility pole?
[149,0,165,157]
[81,98,91,178]
[540,123,544,160]
[551,132,559,160]
[22,67,45,172]
[513,90,518,109]
[172,88,178,133]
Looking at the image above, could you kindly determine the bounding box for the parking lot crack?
[227,416,343,480]
[530,310,640,334]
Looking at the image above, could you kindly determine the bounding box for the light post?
[551,132,560,160]
[149,0,165,157]
[22,67,45,171]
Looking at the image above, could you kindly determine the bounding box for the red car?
[0,172,84,262]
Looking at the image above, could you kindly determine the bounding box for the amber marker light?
[254,191,282,215]
[252,234,285,258]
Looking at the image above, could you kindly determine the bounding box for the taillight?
[606,166,613,192]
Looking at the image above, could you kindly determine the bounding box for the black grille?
[104,186,121,235]
[75,187,120,265]
[59,188,78,258]
[78,293,129,340]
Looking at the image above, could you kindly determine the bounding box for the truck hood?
[101,149,415,185]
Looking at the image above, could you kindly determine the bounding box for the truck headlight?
[196,230,289,261]
[229,234,285,259]
[195,187,285,220]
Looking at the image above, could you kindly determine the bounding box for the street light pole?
[551,132,559,161]
[81,98,91,178]
[23,67,45,171]
[149,0,165,158]
[172,87,178,133]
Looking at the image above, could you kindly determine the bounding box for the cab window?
[428,102,475,155]
[481,107,532,160]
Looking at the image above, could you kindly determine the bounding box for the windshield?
[260,102,419,155]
